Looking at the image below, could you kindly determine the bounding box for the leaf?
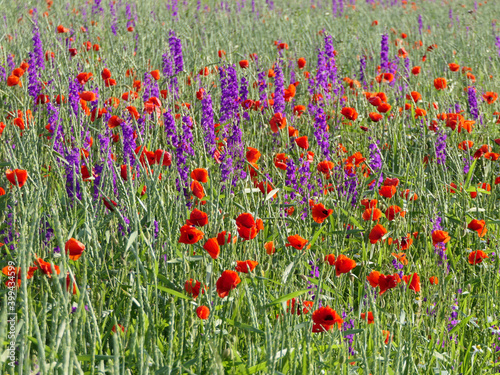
[156,285,190,300]
[266,188,279,201]
[449,315,474,335]
[309,226,325,248]
[266,289,310,307]
[342,329,363,336]
[125,231,138,252]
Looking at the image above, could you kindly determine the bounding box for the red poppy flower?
[312,306,343,329]
[483,92,498,104]
[196,305,210,320]
[369,112,383,122]
[429,276,439,285]
[434,77,447,90]
[335,254,356,276]
[285,235,309,250]
[185,279,205,299]
[317,160,335,176]
[191,168,208,183]
[6,169,28,187]
[186,209,208,227]
[467,219,487,237]
[448,63,460,72]
[468,250,488,265]
[36,258,61,278]
[367,270,381,287]
[178,225,204,245]
[297,58,306,69]
[239,60,249,69]
[395,234,413,251]
[432,230,450,245]
[361,312,374,324]
[203,238,220,259]
[411,66,421,75]
[295,136,309,150]
[65,238,85,261]
[360,198,378,209]
[191,180,205,200]
[235,213,264,241]
[341,107,358,121]
[246,147,261,163]
[378,274,400,295]
[403,273,420,293]
[379,185,396,198]
[311,202,333,223]
[216,270,241,298]
[262,241,275,256]
[324,254,336,266]
[270,112,287,133]
[235,260,258,273]
[369,224,387,244]
[217,231,236,246]
[362,208,383,221]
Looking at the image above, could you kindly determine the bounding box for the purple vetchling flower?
[239,76,248,103]
[359,56,366,82]
[496,36,500,57]
[122,121,136,166]
[316,48,328,92]
[435,131,447,165]
[368,140,383,190]
[0,62,6,81]
[313,105,330,158]
[467,86,479,119]
[164,109,179,147]
[154,220,159,238]
[273,63,285,115]
[219,65,239,124]
[65,148,81,200]
[92,0,104,15]
[93,164,103,200]
[110,0,117,35]
[257,70,267,109]
[7,54,15,72]
[69,77,81,116]
[418,14,423,34]
[324,35,339,95]
[342,312,356,356]
[285,157,298,200]
[201,91,217,156]
[380,34,389,72]
[169,31,184,74]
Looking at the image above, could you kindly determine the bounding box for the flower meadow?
[1,0,500,373]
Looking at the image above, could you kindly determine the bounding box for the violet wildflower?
[66,148,82,200]
[467,86,479,119]
[122,121,136,166]
[435,131,447,165]
[418,14,423,34]
[110,0,117,35]
[359,56,366,82]
[273,63,285,115]
[201,91,217,155]
[380,34,389,72]
[169,31,184,74]
[313,105,330,158]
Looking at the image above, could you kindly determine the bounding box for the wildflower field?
[1,0,500,373]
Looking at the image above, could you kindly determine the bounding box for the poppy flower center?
[325,314,334,321]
